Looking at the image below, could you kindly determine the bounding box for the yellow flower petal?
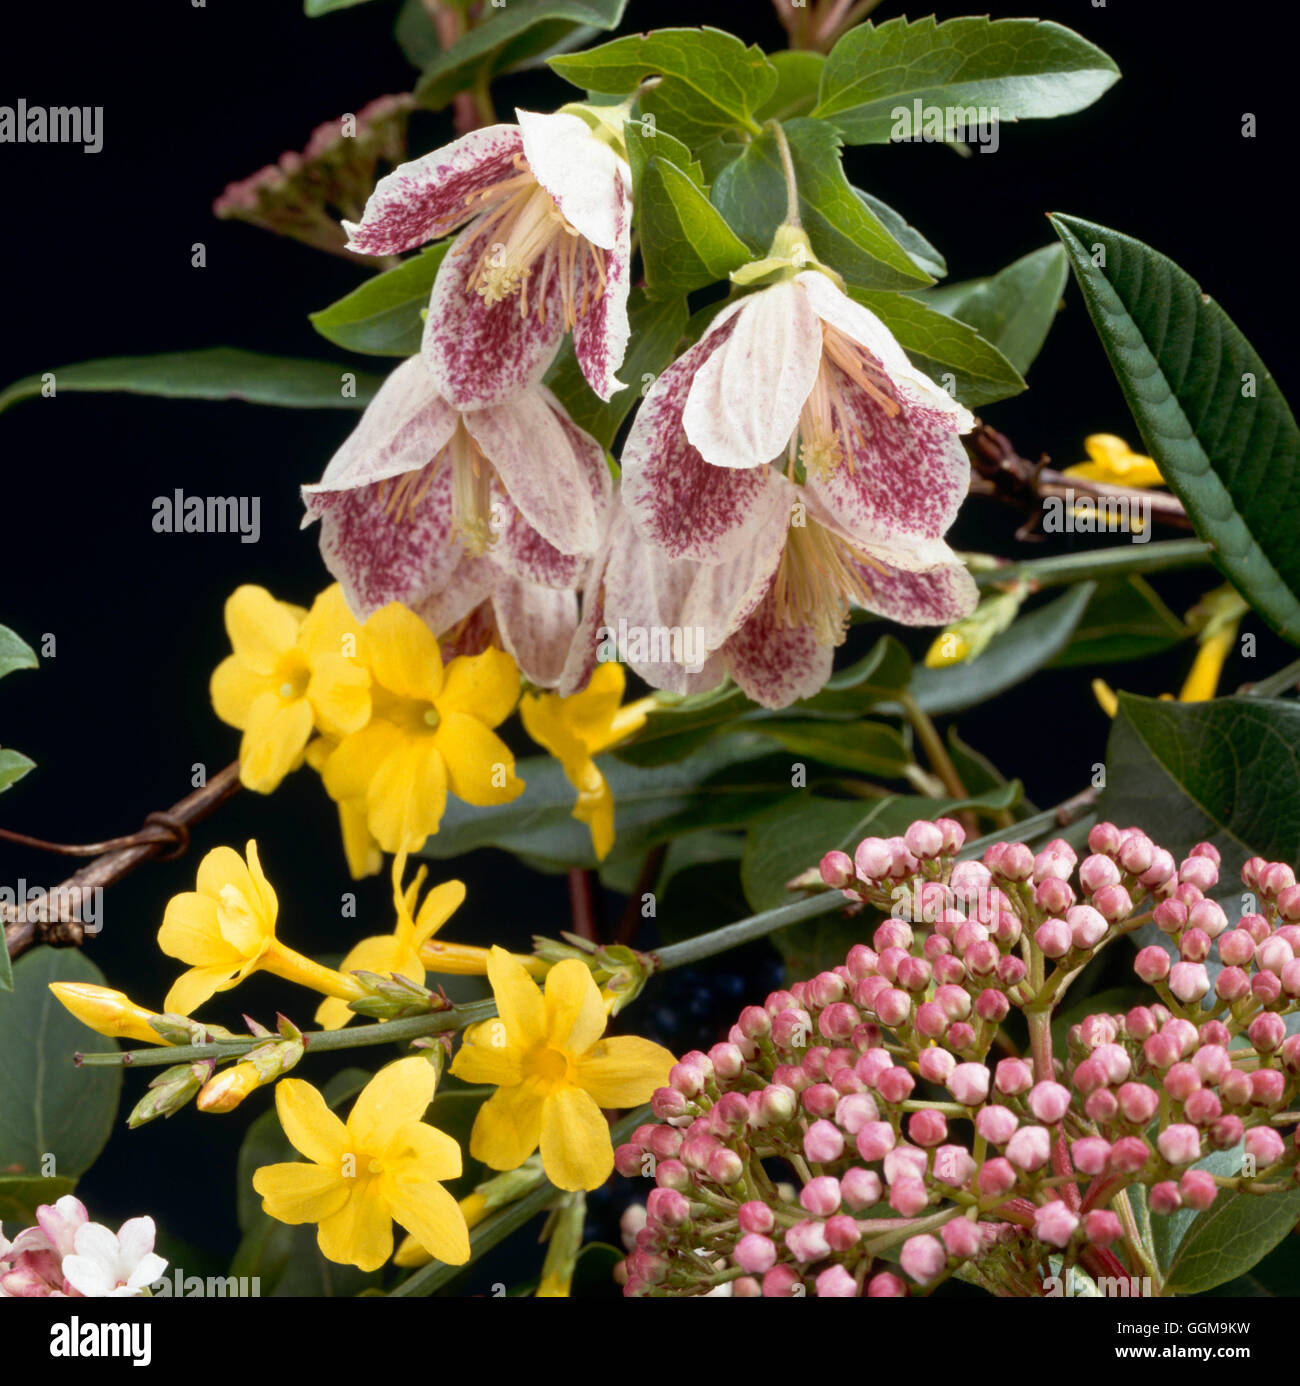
[544,959,607,1055]
[393,1120,463,1185]
[451,1022,524,1087]
[437,648,520,728]
[298,583,363,662]
[163,963,236,1017]
[244,840,279,925]
[317,1180,393,1272]
[338,799,382,880]
[386,1175,470,1267]
[347,1057,436,1153]
[362,603,444,703]
[196,845,257,908]
[210,655,269,730]
[252,1162,350,1225]
[412,880,467,948]
[322,720,403,804]
[275,1078,349,1166]
[573,767,615,861]
[365,736,448,854]
[1180,626,1235,703]
[470,1083,545,1171]
[434,714,522,806]
[1092,678,1119,719]
[157,892,227,967]
[573,1035,677,1108]
[539,1085,613,1191]
[225,585,301,676]
[486,946,545,1048]
[308,653,372,739]
[239,697,314,794]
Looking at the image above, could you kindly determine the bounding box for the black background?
[0,0,1294,1287]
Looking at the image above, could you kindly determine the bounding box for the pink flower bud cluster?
[615,821,1300,1297]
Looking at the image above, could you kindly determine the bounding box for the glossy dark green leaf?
[637,157,751,296]
[915,245,1068,376]
[1052,214,1300,644]
[1165,1180,1300,1295]
[0,349,383,415]
[0,1173,77,1225]
[1049,576,1188,668]
[309,244,449,356]
[550,27,778,147]
[0,749,35,795]
[813,17,1119,144]
[543,287,688,448]
[0,625,38,681]
[711,120,931,290]
[852,289,1024,407]
[417,0,629,109]
[0,948,122,1178]
[855,190,946,280]
[743,718,911,779]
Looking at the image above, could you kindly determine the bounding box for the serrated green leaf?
[852,289,1024,407]
[915,244,1068,376]
[855,189,946,280]
[0,948,122,1178]
[310,244,449,356]
[754,50,825,123]
[550,27,778,146]
[417,0,629,109]
[543,287,688,448]
[0,624,38,681]
[813,17,1118,144]
[1165,1181,1300,1295]
[624,119,704,196]
[0,748,35,795]
[637,157,751,296]
[1052,214,1300,644]
[1049,575,1188,668]
[711,119,931,290]
[0,349,383,415]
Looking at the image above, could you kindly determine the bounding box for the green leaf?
[637,157,751,296]
[550,27,778,146]
[305,0,380,14]
[543,287,688,448]
[742,719,911,779]
[0,349,383,416]
[310,244,449,356]
[624,119,705,195]
[711,120,932,291]
[0,748,35,795]
[0,1173,78,1225]
[797,635,915,715]
[915,244,1068,376]
[1051,214,1300,644]
[1165,1179,1300,1295]
[0,947,122,1178]
[0,624,38,681]
[813,17,1119,144]
[851,290,1024,407]
[855,190,946,280]
[754,50,825,123]
[741,783,1022,913]
[899,583,1096,716]
[1049,575,1188,668]
[395,0,442,68]
[417,0,629,110]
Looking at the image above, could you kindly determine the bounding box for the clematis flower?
[315,851,467,1030]
[1064,434,1164,488]
[158,841,367,1015]
[519,662,655,859]
[343,108,632,406]
[302,356,610,687]
[451,947,675,1191]
[48,983,172,1046]
[61,1218,167,1298]
[211,583,371,794]
[319,602,524,855]
[252,1057,470,1272]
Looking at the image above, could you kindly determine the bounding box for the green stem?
[767,119,801,225]
[972,538,1211,592]
[652,891,851,972]
[898,692,968,801]
[1245,654,1300,699]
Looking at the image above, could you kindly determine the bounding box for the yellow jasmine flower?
[252,1057,470,1272]
[321,602,524,855]
[519,663,654,860]
[315,851,467,1031]
[452,947,675,1191]
[212,584,371,794]
[1063,434,1164,488]
[157,840,367,1016]
[305,736,382,879]
[47,983,172,1046]
[1092,678,1120,719]
[196,1061,263,1113]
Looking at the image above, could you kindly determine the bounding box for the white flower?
[61,1217,167,1297]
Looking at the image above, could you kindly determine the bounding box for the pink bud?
[1256,936,1295,976]
[834,1093,880,1136]
[1179,1169,1217,1210]
[900,1233,947,1284]
[855,837,894,881]
[994,1058,1034,1096]
[1134,946,1172,983]
[820,850,856,889]
[614,1143,645,1178]
[1280,1035,1300,1076]
[1005,1125,1051,1172]
[1028,1081,1071,1125]
[1253,971,1283,1007]
[1209,1115,1244,1150]
[1093,884,1134,924]
[1118,833,1156,875]
[1116,1082,1160,1125]
[1125,1006,1158,1041]
[652,1085,690,1120]
[917,1048,956,1085]
[800,1175,843,1217]
[866,1271,907,1297]
[874,988,912,1028]
[1244,1125,1286,1166]
[1157,1124,1202,1165]
[948,1021,977,1051]
[654,1159,690,1191]
[1215,966,1250,1003]
[801,1083,839,1119]
[1033,1200,1079,1248]
[1036,877,1076,915]
[941,1217,984,1260]
[784,1219,831,1264]
[1067,905,1109,951]
[1282,959,1300,997]
[1179,928,1212,963]
[975,988,1011,1024]
[997,955,1028,987]
[949,1062,992,1106]
[1184,1089,1222,1127]
[1080,854,1122,894]
[1251,1068,1286,1108]
[1163,1062,1202,1102]
[647,1187,691,1228]
[1071,1137,1113,1175]
[1149,1181,1183,1215]
[817,1002,860,1042]
[1085,1089,1119,1124]
[856,1122,896,1163]
[738,1201,775,1235]
[1088,821,1123,855]
[1034,918,1072,959]
[1258,862,1296,898]
[840,1167,883,1210]
[1169,962,1211,1003]
[1179,856,1220,892]
[1221,1070,1252,1107]
[762,1265,803,1297]
[709,1042,746,1082]
[977,1157,1018,1197]
[933,955,968,986]
[905,820,945,859]
[1084,1210,1122,1245]
[1249,1012,1287,1054]
[1188,899,1228,939]
[908,1109,948,1148]
[889,1178,929,1217]
[804,1120,845,1164]
[814,1264,858,1298]
[876,1068,916,1105]
[1094,1042,1133,1085]
[1153,899,1188,935]
[1277,883,1300,922]
[1140,848,1177,889]
[973,1105,1017,1146]
[708,1148,744,1186]
[934,1145,976,1188]
[1108,1136,1151,1174]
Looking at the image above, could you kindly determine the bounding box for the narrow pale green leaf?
[0,624,38,681]
[711,119,931,290]
[305,0,380,13]
[550,27,778,146]
[1051,214,1300,644]
[1048,575,1188,668]
[814,17,1119,144]
[637,157,751,296]
[0,349,383,415]
[417,0,628,109]
[543,287,688,448]
[852,289,1024,407]
[0,948,122,1177]
[0,748,35,795]
[855,189,946,280]
[744,719,911,778]
[309,244,449,356]
[915,244,1068,376]
[624,119,705,195]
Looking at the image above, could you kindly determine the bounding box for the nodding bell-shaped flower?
[343,108,632,407]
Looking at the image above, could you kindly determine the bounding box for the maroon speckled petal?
[721,584,835,709]
[343,125,525,255]
[412,552,496,636]
[856,556,979,626]
[571,176,632,401]
[491,576,579,688]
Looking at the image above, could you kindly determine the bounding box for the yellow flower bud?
[196,1061,263,1114]
[48,983,172,1046]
